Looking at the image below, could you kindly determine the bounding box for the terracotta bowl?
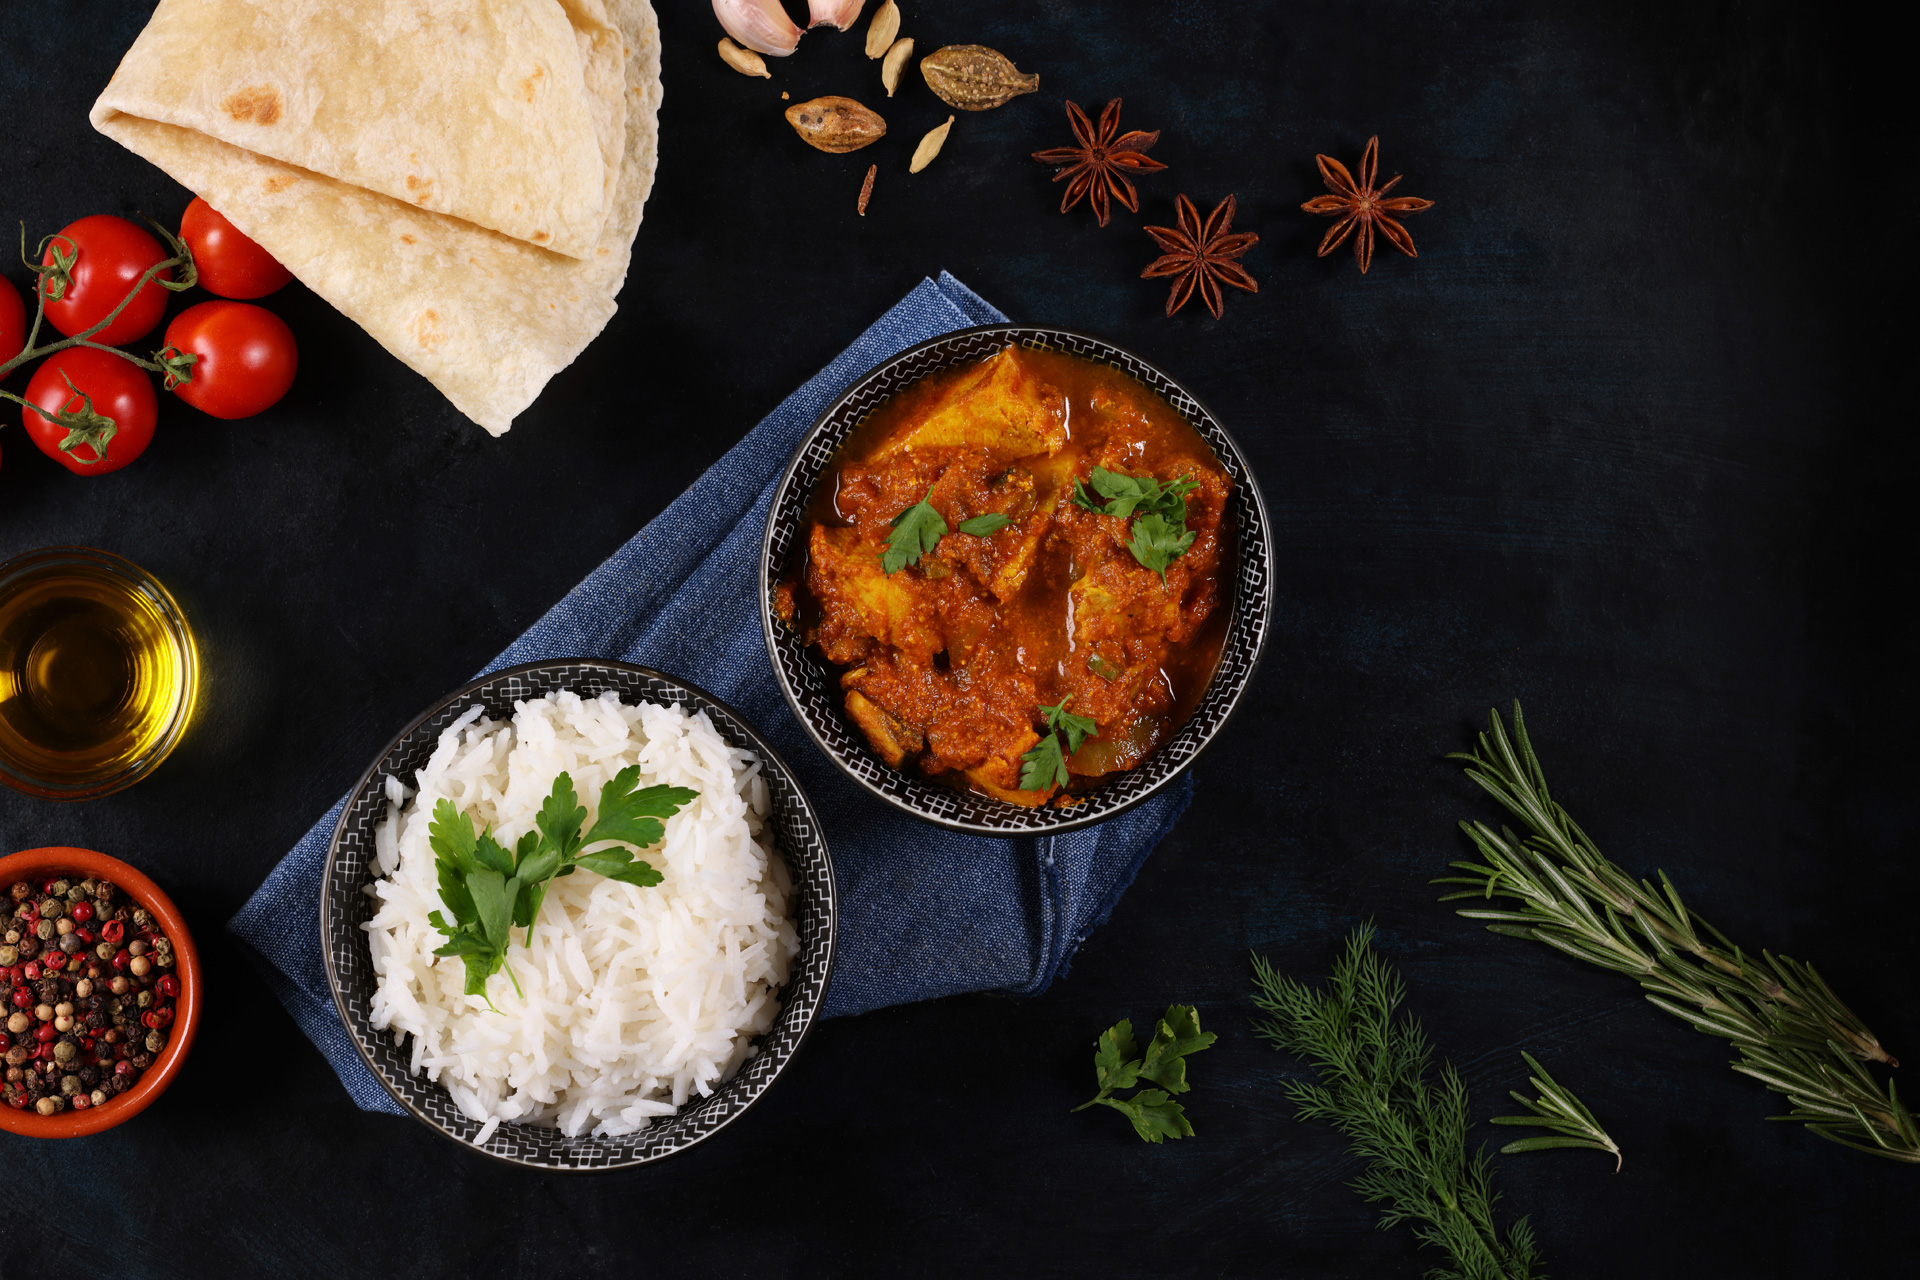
[0,847,202,1139]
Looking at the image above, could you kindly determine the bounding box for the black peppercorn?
[78,1065,99,1087]
[129,1051,153,1071]
[16,937,37,959]
[57,934,82,955]
[9,882,30,902]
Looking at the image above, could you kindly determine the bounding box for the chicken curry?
[776,345,1232,806]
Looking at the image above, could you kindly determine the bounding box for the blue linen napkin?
[230,273,1195,1114]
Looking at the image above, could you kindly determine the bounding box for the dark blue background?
[2,1,1910,1274]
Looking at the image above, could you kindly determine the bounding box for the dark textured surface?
[0,1,1910,1275]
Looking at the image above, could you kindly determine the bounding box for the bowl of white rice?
[319,660,835,1170]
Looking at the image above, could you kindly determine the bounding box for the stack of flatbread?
[90,0,662,435]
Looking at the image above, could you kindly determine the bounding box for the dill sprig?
[1489,1052,1621,1171]
[1438,702,1917,1163]
[1252,926,1543,1280]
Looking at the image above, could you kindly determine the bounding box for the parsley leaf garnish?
[1070,467,1200,579]
[1017,696,1099,791]
[1073,1005,1217,1143]
[426,767,697,1004]
[881,488,948,574]
[957,512,1010,536]
[1127,512,1197,579]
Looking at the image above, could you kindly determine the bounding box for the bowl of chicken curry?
[763,326,1272,834]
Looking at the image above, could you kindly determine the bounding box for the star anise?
[1301,135,1433,273]
[1140,194,1259,318]
[1031,98,1167,228]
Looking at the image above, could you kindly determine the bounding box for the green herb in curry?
[1017,696,1098,791]
[1072,466,1199,578]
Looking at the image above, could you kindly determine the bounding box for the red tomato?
[163,301,298,419]
[179,198,293,300]
[39,215,173,345]
[1,274,24,368]
[21,347,158,475]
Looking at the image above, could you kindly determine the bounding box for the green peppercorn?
[49,880,69,897]
[60,1074,82,1097]
[130,908,151,929]
[135,990,154,1009]
[95,942,115,962]
[144,1030,165,1054]
[34,919,55,942]
[52,1040,76,1064]
[0,946,15,966]
[38,898,62,920]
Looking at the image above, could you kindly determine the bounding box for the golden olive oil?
[0,552,196,797]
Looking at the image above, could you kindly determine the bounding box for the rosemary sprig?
[1438,703,1917,1163]
[1253,926,1543,1280]
[1490,1052,1621,1171]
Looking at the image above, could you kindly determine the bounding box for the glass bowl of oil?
[0,547,199,801]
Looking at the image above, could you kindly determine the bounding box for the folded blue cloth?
[230,273,1195,1114]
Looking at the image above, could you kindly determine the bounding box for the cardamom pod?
[717,38,771,79]
[864,0,901,58]
[881,37,914,96]
[784,96,887,153]
[910,116,953,173]
[919,45,1038,111]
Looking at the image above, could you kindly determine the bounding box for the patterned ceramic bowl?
[761,324,1274,835]
[319,659,836,1171]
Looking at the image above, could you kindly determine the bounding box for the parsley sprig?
[881,488,1011,574]
[1071,467,1199,579]
[426,767,697,1002]
[1073,1005,1217,1143]
[1017,696,1098,791]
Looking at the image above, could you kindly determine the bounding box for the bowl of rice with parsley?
[320,660,835,1170]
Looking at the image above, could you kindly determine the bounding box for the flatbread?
[91,0,662,435]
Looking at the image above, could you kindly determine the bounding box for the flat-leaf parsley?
[1074,1004,1217,1143]
[1071,466,1199,579]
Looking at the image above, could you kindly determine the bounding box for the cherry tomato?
[21,347,158,475]
[39,215,173,345]
[163,300,297,419]
[179,197,292,300]
[0,274,24,368]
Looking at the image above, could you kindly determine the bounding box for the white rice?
[362,689,798,1143]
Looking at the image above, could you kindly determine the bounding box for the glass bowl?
[0,547,199,802]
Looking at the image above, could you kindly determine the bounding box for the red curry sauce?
[776,345,1232,806]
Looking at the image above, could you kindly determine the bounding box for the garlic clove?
[808,0,867,30]
[714,0,804,57]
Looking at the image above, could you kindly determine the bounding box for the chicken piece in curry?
[776,345,1232,806]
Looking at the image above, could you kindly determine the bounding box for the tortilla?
[91,0,661,435]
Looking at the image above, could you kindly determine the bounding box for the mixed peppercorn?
[1,875,179,1117]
